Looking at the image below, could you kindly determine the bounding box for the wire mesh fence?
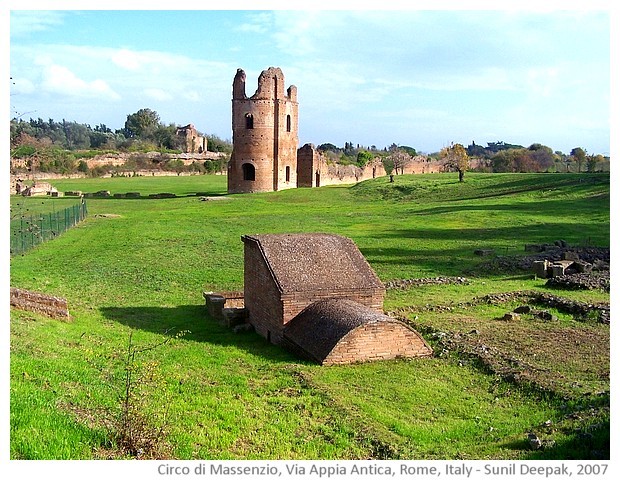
[10,200,88,256]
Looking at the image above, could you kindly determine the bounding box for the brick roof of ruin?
[242,233,384,293]
[282,298,403,363]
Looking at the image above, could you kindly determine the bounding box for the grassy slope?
[9,173,610,459]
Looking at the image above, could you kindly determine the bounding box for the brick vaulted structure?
[227,67,445,195]
[241,233,432,365]
[228,67,299,194]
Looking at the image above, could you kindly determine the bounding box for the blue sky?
[6,1,613,155]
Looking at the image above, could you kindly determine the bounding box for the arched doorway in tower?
[242,163,256,181]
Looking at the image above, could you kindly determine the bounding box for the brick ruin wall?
[10,287,71,320]
[243,240,286,343]
[399,156,446,175]
[229,67,299,194]
[297,144,386,187]
[323,321,432,366]
[176,124,208,154]
[297,144,446,188]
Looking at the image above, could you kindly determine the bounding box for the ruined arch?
[242,163,256,181]
[245,113,254,129]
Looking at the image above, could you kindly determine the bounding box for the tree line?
[317,140,608,177]
[10,109,233,154]
[10,108,608,177]
[10,109,233,176]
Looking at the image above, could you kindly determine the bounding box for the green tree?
[491,149,518,172]
[587,154,604,173]
[124,108,161,140]
[356,150,373,168]
[528,143,555,172]
[206,134,233,153]
[440,143,469,182]
[317,143,340,153]
[153,124,181,150]
[570,147,587,173]
[399,145,417,156]
[62,120,91,149]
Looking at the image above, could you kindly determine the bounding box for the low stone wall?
[10,287,71,320]
[84,151,226,169]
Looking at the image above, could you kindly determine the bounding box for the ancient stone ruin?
[10,287,71,320]
[228,67,299,193]
[15,181,59,197]
[175,124,208,154]
[227,67,445,195]
[205,233,432,365]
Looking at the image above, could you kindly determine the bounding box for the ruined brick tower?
[228,67,299,193]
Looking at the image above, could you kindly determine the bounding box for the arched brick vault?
[282,299,433,365]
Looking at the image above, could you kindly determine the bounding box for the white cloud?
[183,91,201,102]
[144,88,172,101]
[236,12,273,34]
[10,10,65,37]
[41,63,121,100]
[525,66,561,97]
[10,77,35,95]
[111,48,143,71]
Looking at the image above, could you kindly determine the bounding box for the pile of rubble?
[476,242,609,292]
[394,290,609,324]
[546,271,610,292]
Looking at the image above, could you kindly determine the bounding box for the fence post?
[30,215,35,250]
[20,215,25,254]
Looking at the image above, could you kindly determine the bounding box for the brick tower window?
[242,163,256,181]
[245,114,254,129]
[286,114,291,132]
[285,166,291,182]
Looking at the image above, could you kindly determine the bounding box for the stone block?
[574,261,593,274]
[514,305,531,314]
[203,292,225,323]
[533,260,550,278]
[551,264,566,277]
[550,260,574,277]
[562,251,580,261]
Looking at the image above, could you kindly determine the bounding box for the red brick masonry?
[10,287,71,320]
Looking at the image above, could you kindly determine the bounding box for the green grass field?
[9,172,610,460]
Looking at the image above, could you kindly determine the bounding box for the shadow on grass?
[410,194,607,217]
[88,192,229,200]
[99,304,300,364]
[497,418,610,460]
